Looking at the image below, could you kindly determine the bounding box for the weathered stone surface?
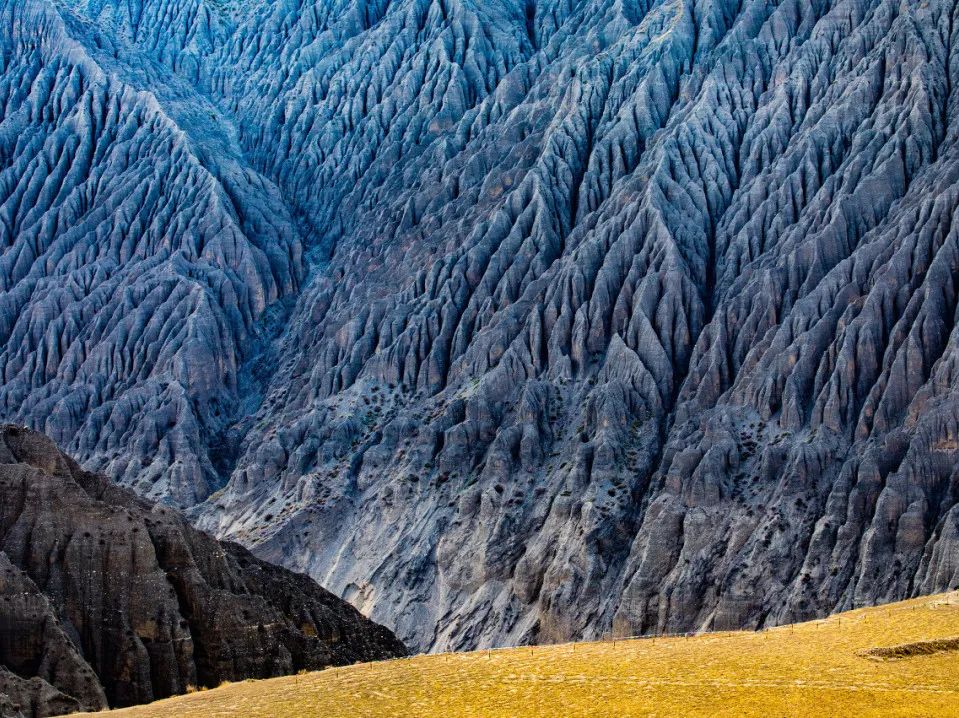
[0,553,106,715]
[2,0,959,655]
[0,425,405,715]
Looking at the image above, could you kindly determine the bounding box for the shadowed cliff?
[0,425,405,716]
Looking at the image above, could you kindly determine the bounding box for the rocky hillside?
[2,0,959,653]
[0,425,405,716]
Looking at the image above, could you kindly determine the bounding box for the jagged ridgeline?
[1,0,959,654]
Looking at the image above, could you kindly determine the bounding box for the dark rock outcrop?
[3,0,959,655]
[0,425,405,716]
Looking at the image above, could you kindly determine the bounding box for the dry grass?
[88,592,959,717]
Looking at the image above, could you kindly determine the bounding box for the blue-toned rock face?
[3,0,959,653]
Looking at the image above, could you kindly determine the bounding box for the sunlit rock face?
[4,0,959,653]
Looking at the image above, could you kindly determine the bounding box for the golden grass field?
[90,592,959,718]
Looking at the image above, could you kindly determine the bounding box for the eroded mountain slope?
[3,0,959,653]
[0,425,405,715]
[0,0,304,507]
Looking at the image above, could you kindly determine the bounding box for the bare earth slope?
[88,592,959,718]
[2,0,959,653]
[0,425,405,716]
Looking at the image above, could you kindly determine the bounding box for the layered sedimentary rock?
[3,0,959,654]
[0,425,405,715]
